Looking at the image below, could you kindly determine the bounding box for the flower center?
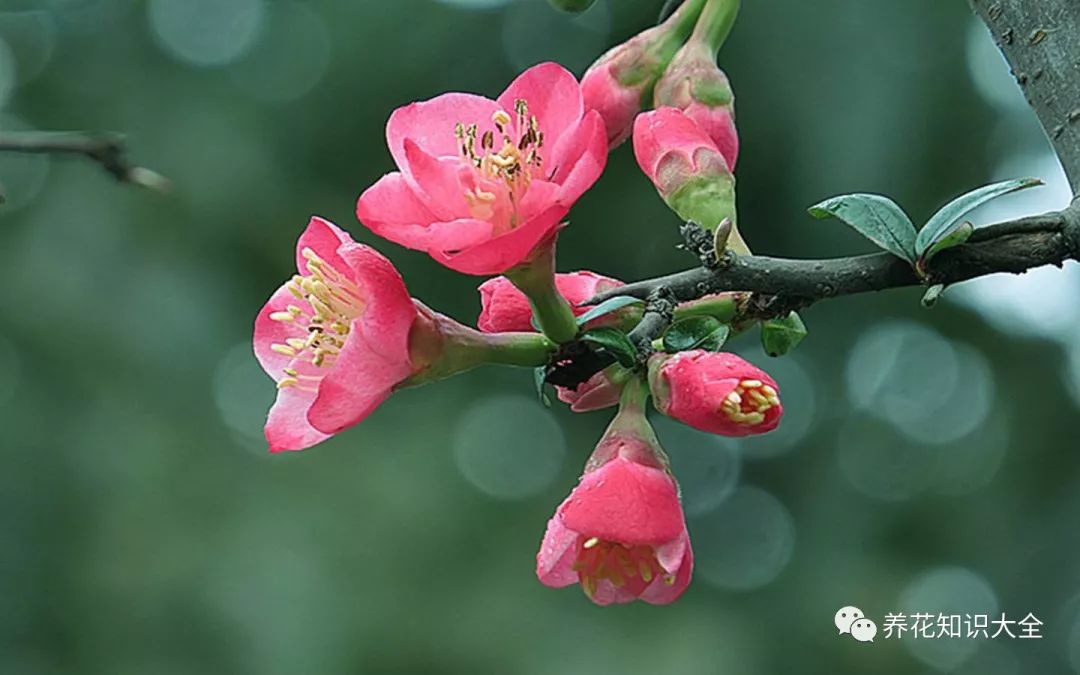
[571,536,674,599]
[268,247,366,389]
[455,99,544,222]
[719,378,780,426]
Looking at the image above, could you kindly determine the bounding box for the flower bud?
[633,107,745,252]
[648,350,782,436]
[581,0,706,147]
[477,271,624,333]
[653,40,738,169]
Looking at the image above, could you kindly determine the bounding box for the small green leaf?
[533,367,551,407]
[921,221,974,265]
[761,312,808,357]
[662,316,731,353]
[915,177,1043,256]
[921,284,945,308]
[574,295,642,327]
[808,193,918,264]
[581,327,638,368]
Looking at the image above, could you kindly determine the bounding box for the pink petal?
[641,535,693,605]
[307,245,419,434]
[340,243,417,366]
[295,216,352,280]
[386,93,501,171]
[403,139,471,221]
[357,173,496,254]
[559,457,686,545]
[536,513,581,588]
[516,179,560,223]
[356,172,440,238]
[431,205,566,276]
[305,331,412,435]
[498,62,584,152]
[265,386,331,453]
[633,107,720,183]
[476,276,534,333]
[253,283,308,382]
[548,110,608,206]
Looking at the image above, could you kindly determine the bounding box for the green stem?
[585,376,672,472]
[506,244,580,344]
[402,323,555,388]
[691,0,740,54]
[649,0,709,64]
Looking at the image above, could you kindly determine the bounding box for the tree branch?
[968,0,1080,194]
[588,204,1080,307]
[0,132,169,201]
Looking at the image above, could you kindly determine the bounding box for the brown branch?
[0,132,169,202]
[588,204,1080,307]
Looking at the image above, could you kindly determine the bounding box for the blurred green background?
[1,0,1079,673]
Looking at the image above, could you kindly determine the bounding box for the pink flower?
[555,368,624,413]
[253,217,419,452]
[357,62,607,276]
[476,271,623,333]
[537,434,693,605]
[648,350,782,437]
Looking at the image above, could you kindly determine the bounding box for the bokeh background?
[1,0,1078,673]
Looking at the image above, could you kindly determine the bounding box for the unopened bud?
[581,0,706,147]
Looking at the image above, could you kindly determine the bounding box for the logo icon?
[835,606,877,643]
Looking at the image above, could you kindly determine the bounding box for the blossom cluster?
[252,0,785,605]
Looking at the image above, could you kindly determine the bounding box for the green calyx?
[664,172,737,232]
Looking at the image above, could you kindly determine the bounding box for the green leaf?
[921,284,945,308]
[760,312,808,357]
[533,367,551,407]
[662,316,731,353]
[915,177,1043,256]
[808,193,917,264]
[574,295,642,327]
[921,221,974,265]
[581,327,638,368]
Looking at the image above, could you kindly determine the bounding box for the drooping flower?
[357,62,607,276]
[581,0,707,147]
[648,350,782,436]
[253,217,420,452]
[476,271,624,333]
[537,381,692,605]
